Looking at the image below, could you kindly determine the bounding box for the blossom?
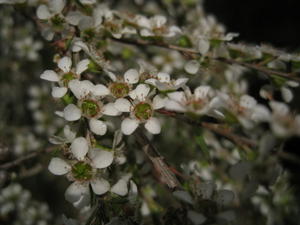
[114,84,166,135]
[40,56,90,98]
[134,15,181,38]
[145,72,188,91]
[36,0,67,40]
[165,85,216,115]
[48,137,114,208]
[106,69,140,99]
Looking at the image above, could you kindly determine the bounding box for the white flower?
[165,86,215,115]
[145,72,188,91]
[184,60,200,74]
[135,15,181,38]
[40,56,90,93]
[116,84,166,135]
[106,68,140,99]
[36,0,66,20]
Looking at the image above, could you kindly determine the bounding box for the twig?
[134,130,180,189]
[111,37,300,82]
[0,147,51,170]
[218,58,300,82]
[156,109,257,150]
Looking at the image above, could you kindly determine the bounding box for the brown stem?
[156,109,257,150]
[0,147,52,170]
[134,130,181,189]
[111,37,300,82]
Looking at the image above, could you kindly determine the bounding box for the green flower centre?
[51,15,64,28]
[62,72,76,86]
[72,162,92,181]
[134,103,153,120]
[110,82,130,98]
[81,100,100,118]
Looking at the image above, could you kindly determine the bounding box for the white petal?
[65,181,89,204]
[69,79,94,99]
[70,137,89,160]
[89,119,107,136]
[80,0,96,4]
[240,95,257,109]
[153,95,167,109]
[58,56,72,73]
[194,86,213,99]
[184,60,200,74]
[89,148,114,169]
[36,5,51,20]
[281,87,293,102]
[135,84,150,101]
[216,190,235,206]
[128,89,137,99]
[251,105,271,122]
[41,27,54,41]
[167,91,187,102]
[198,38,210,55]
[49,0,66,14]
[72,41,89,53]
[55,110,64,118]
[64,125,76,142]
[174,78,189,88]
[144,78,157,86]
[121,118,139,135]
[65,11,84,26]
[140,29,153,37]
[165,100,186,112]
[111,179,128,196]
[157,72,170,83]
[92,84,110,96]
[102,103,121,116]
[40,70,59,82]
[114,98,131,112]
[286,80,299,87]
[90,178,110,195]
[48,157,71,175]
[51,86,67,98]
[63,104,82,121]
[76,59,90,75]
[152,15,166,27]
[187,211,206,225]
[124,69,139,84]
[145,117,161,134]
[106,70,117,81]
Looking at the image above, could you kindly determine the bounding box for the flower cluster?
[1,0,300,224]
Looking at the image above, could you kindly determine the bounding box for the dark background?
[204,0,300,51]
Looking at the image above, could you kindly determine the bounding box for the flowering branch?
[112,37,300,82]
[157,109,257,150]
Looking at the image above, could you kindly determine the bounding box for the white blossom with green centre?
[106,69,140,98]
[40,56,90,98]
[114,84,166,135]
[48,137,115,208]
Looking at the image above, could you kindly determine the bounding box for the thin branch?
[218,58,300,82]
[156,109,257,150]
[0,147,51,170]
[111,37,300,82]
[134,130,181,189]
